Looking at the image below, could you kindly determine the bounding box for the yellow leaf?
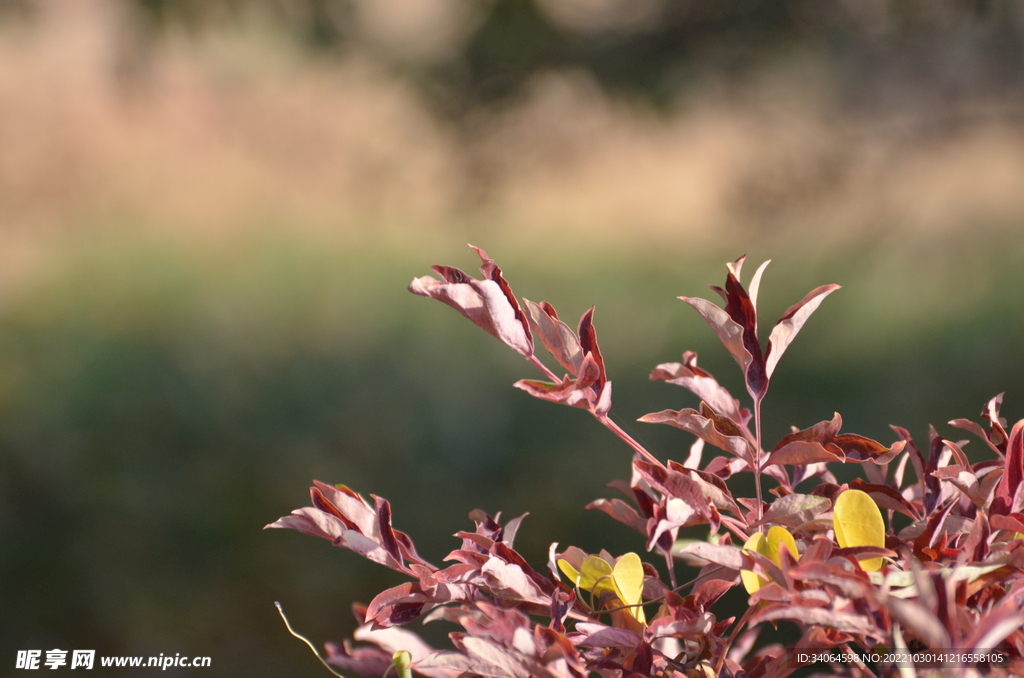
[740,532,768,594]
[559,553,646,624]
[766,525,798,564]
[740,526,798,594]
[558,556,615,594]
[611,552,646,624]
[833,489,885,571]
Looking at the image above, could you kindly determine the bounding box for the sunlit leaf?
[833,489,886,571]
[611,552,646,624]
[740,532,767,594]
[740,526,798,593]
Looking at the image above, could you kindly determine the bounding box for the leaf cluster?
[269,246,1024,678]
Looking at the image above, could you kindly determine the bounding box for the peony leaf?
[832,489,886,571]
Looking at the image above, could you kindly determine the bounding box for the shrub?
[268,246,1024,677]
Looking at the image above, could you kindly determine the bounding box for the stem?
[527,354,561,382]
[527,354,665,469]
[713,604,757,676]
[720,515,751,543]
[753,397,764,522]
[598,415,664,468]
[275,602,349,678]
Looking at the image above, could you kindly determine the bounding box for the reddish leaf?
[638,406,751,461]
[756,493,831,528]
[409,245,533,357]
[586,498,647,535]
[772,414,900,465]
[964,511,991,562]
[981,393,1009,448]
[885,598,951,649]
[677,296,749,384]
[766,441,844,466]
[523,299,582,376]
[849,479,922,520]
[949,417,1006,458]
[764,284,841,379]
[989,513,1024,534]
[649,351,743,423]
[992,419,1024,516]
[577,307,606,390]
[366,582,427,626]
[673,542,745,570]
[749,604,879,636]
[514,376,601,412]
[692,578,736,611]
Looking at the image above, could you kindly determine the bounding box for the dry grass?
[1,1,1022,290]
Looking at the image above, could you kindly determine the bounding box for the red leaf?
[638,406,752,461]
[409,246,533,357]
[766,441,844,466]
[764,284,840,379]
[989,513,1024,534]
[849,479,922,520]
[949,417,1006,458]
[586,498,648,535]
[771,414,900,465]
[523,299,582,376]
[649,351,744,423]
[755,493,831,527]
[749,604,879,636]
[577,307,606,389]
[673,542,745,570]
[678,295,750,385]
[992,419,1024,516]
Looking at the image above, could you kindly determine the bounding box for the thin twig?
[275,602,349,678]
[714,604,757,676]
[753,398,764,522]
[598,415,664,468]
[527,354,665,469]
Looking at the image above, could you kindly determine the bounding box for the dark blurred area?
[1,1,1024,676]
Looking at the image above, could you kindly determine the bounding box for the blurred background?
[1,0,1023,675]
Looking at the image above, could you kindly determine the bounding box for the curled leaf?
[409,245,533,357]
[649,351,744,423]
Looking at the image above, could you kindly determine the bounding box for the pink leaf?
[523,299,582,376]
[749,605,878,636]
[649,351,743,423]
[991,419,1024,516]
[639,406,752,461]
[756,493,831,528]
[673,542,745,570]
[409,246,533,357]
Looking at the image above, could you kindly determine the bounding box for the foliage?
[269,246,1024,677]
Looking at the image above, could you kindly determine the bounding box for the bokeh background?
[2,0,1024,675]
